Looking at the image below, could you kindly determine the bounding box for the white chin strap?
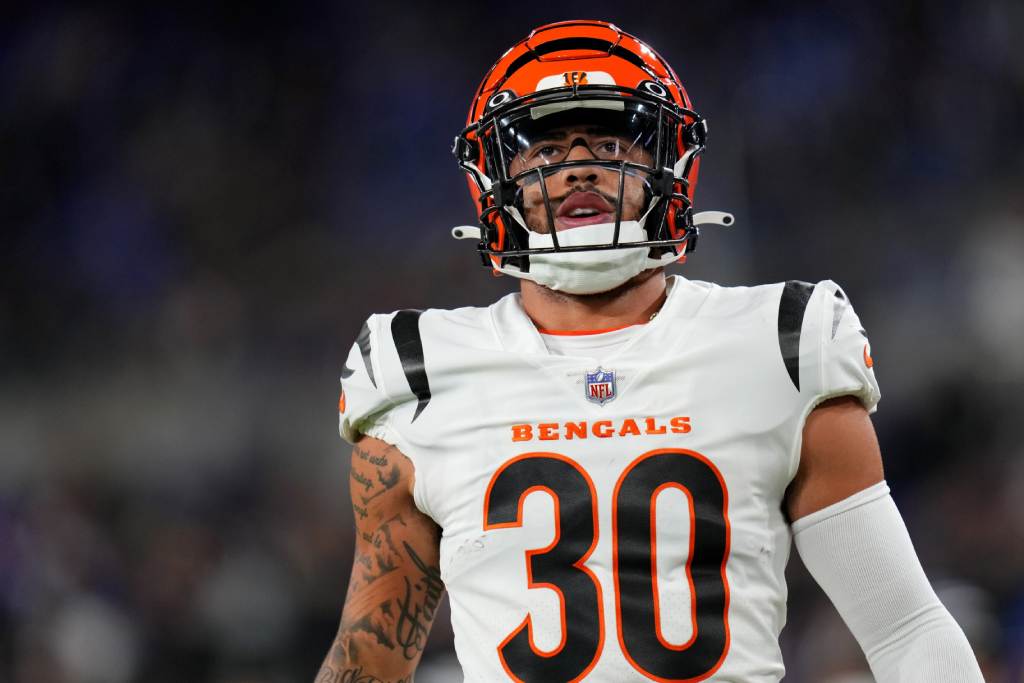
[450,210,734,296]
[484,198,663,295]
[511,220,674,295]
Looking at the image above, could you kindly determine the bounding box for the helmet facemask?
[456,84,707,280]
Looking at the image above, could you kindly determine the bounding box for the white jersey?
[338,275,880,682]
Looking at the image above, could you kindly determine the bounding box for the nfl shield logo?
[585,367,617,406]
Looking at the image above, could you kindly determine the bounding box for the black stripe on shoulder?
[777,281,816,391]
[391,310,431,421]
[356,321,376,388]
[830,289,849,340]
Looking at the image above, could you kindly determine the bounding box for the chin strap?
[450,210,734,242]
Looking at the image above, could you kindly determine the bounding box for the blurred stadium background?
[2,1,1023,681]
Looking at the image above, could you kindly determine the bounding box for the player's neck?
[520,269,668,333]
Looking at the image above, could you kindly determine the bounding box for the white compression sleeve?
[792,482,984,682]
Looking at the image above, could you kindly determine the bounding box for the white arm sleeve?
[792,482,984,682]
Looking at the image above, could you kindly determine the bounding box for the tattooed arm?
[315,436,444,683]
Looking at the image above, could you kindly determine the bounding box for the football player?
[317,20,984,682]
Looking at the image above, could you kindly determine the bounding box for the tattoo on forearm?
[359,517,402,549]
[351,468,374,491]
[352,445,374,463]
[377,463,400,489]
[360,464,402,505]
[315,664,412,683]
[329,441,441,679]
[346,611,395,649]
[353,444,390,467]
[395,541,445,660]
[357,514,405,572]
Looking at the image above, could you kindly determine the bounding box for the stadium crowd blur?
[3,2,1023,681]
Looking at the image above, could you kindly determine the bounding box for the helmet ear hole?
[685,119,708,147]
[453,136,479,163]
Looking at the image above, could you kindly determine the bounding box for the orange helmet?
[453,20,711,273]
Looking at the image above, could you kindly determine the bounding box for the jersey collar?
[488,275,713,360]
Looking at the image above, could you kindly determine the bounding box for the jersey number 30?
[483,449,731,683]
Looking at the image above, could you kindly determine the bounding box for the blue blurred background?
[2,1,1022,681]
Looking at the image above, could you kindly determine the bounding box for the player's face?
[507,124,653,234]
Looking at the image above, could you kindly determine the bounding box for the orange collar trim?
[536,322,645,336]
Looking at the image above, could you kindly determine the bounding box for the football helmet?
[452,20,731,291]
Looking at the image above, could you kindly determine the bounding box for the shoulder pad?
[774,280,880,411]
[338,310,437,444]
